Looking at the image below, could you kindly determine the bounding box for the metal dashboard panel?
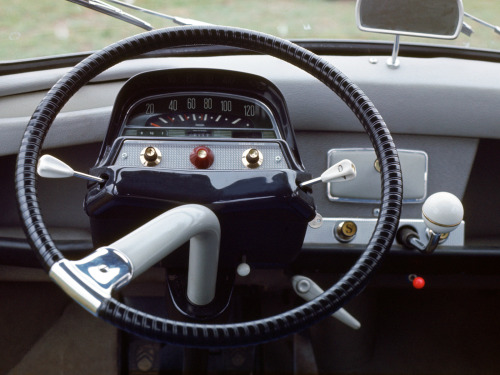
[303,217,465,249]
[113,140,288,170]
[327,148,428,203]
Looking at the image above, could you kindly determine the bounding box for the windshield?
[2,0,500,61]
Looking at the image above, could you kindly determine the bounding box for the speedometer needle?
[151,122,160,127]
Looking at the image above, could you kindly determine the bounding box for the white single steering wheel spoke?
[51,204,220,314]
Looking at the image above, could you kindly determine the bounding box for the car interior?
[2,0,500,374]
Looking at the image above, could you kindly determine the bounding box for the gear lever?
[398,192,464,254]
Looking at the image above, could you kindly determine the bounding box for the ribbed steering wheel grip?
[15,26,402,347]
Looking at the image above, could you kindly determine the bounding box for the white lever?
[110,204,220,305]
[50,204,221,314]
[37,154,104,183]
[300,159,356,188]
[292,275,361,330]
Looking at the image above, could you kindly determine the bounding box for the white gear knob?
[422,192,464,234]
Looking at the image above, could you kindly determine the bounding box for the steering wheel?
[15,26,402,347]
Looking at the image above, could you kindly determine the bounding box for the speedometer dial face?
[121,93,280,139]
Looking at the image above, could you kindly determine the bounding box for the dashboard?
[1,53,499,269]
[2,46,500,374]
[85,68,315,273]
[97,68,301,168]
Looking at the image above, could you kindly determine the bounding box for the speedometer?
[121,93,280,139]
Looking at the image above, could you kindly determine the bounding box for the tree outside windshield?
[1,0,500,61]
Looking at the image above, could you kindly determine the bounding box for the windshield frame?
[3,39,500,77]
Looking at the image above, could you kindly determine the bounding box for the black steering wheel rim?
[15,26,402,347]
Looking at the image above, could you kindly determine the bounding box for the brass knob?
[246,149,259,163]
[242,148,263,169]
[140,146,162,167]
[335,221,357,242]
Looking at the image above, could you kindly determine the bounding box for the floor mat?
[7,302,117,375]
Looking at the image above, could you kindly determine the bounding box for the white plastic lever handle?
[321,159,356,183]
[37,154,74,178]
[300,159,356,188]
[292,275,361,330]
[37,154,104,183]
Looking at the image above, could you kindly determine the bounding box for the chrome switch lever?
[292,275,361,330]
[299,159,356,189]
[37,154,104,183]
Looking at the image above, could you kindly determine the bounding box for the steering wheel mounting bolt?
[140,146,162,166]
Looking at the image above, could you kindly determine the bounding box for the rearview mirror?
[356,0,464,39]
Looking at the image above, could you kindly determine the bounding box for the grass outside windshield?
[1,0,500,61]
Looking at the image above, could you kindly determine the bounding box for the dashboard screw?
[308,213,323,229]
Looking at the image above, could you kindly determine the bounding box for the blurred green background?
[1,0,500,61]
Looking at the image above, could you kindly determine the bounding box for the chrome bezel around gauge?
[119,91,283,141]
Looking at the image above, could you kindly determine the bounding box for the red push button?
[412,276,425,290]
[190,146,214,169]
